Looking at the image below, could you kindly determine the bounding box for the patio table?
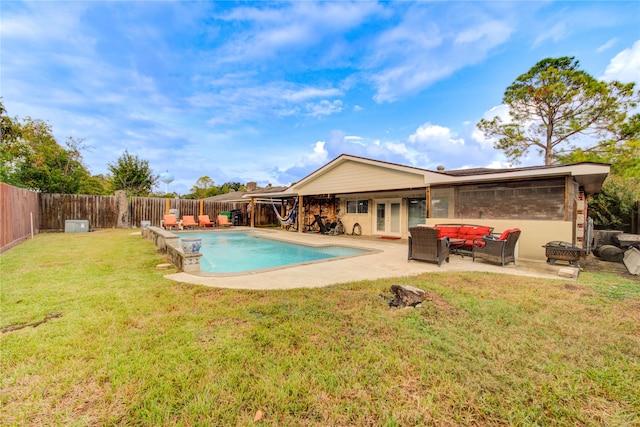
[449,238,467,257]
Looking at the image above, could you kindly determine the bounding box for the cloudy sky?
[2,1,639,195]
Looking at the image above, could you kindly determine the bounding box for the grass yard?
[1,229,639,426]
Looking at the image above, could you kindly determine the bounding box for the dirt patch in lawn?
[580,254,639,281]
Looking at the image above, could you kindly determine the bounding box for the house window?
[407,198,426,227]
[431,188,453,218]
[346,199,369,214]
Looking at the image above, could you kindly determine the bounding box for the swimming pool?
[179,231,369,274]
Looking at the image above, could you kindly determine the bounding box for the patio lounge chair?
[198,215,215,228]
[472,228,521,266]
[182,215,198,229]
[408,226,450,267]
[217,214,232,227]
[163,214,179,230]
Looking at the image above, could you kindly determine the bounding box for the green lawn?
[1,230,639,426]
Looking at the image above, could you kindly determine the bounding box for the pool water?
[179,231,367,273]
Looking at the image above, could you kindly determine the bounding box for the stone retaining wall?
[142,226,201,273]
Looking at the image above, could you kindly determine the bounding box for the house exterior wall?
[296,161,425,195]
[430,178,569,221]
[337,190,425,239]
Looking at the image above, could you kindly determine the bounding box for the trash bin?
[230,209,242,226]
[219,211,231,220]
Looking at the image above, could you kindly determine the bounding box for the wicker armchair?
[408,226,450,266]
[472,228,521,266]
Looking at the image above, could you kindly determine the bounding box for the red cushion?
[458,226,491,238]
[497,228,520,240]
[435,226,460,239]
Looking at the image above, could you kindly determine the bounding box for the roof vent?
[437,165,445,172]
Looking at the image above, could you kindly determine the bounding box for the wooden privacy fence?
[39,193,118,230]
[128,198,250,228]
[1,183,39,253]
[128,198,279,228]
[36,193,278,231]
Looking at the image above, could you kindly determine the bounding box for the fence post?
[115,190,129,228]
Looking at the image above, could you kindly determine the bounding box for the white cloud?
[368,6,513,102]
[408,123,464,147]
[344,135,366,145]
[305,100,344,117]
[596,38,619,53]
[282,87,342,103]
[481,104,510,120]
[532,22,567,48]
[471,128,495,150]
[455,20,512,46]
[217,2,382,63]
[602,40,640,85]
[385,142,408,155]
[295,141,329,168]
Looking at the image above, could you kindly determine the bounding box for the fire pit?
[543,241,585,267]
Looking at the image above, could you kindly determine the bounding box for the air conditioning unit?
[65,220,90,233]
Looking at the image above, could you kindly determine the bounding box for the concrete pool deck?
[164,228,577,290]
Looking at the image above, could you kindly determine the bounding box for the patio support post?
[165,198,170,215]
[564,176,570,221]
[425,186,431,219]
[199,199,203,216]
[250,198,255,228]
[298,195,304,233]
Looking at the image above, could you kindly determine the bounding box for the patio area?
[165,228,574,290]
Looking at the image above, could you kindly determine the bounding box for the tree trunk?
[115,190,129,228]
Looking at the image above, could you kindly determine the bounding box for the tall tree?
[1,111,91,193]
[558,113,640,177]
[558,112,640,231]
[477,57,638,165]
[107,150,158,196]
[0,102,25,186]
[190,176,216,199]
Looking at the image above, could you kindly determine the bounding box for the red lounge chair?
[198,215,215,228]
[182,215,198,229]
[163,214,179,230]
[217,215,232,227]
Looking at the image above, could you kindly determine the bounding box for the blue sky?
[2,1,639,195]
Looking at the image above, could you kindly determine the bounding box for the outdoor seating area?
[408,225,522,267]
[433,224,494,254]
[159,213,238,230]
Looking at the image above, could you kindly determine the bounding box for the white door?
[374,199,401,237]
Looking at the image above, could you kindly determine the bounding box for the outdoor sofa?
[433,224,494,253]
